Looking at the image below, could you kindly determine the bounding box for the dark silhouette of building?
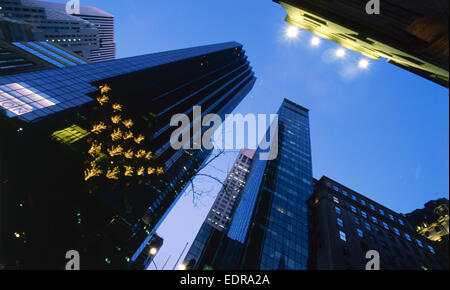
[405,198,449,269]
[273,0,449,87]
[308,176,446,270]
[182,149,256,270]
[0,41,255,269]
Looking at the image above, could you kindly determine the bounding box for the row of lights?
[286,26,370,70]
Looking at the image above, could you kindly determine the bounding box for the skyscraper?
[0,41,255,269]
[309,176,446,270]
[203,99,313,270]
[0,0,115,62]
[183,149,255,270]
[273,0,449,87]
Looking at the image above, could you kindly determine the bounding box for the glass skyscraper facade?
[211,99,313,270]
[0,41,255,269]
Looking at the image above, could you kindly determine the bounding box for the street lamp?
[286,26,299,39]
[336,48,346,58]
[358,58,370,69]
[150,247,158,256]
[311,36,321,46]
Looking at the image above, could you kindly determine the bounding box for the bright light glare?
[336,48,346,58]
[286,26,299,39]
[311,37,321,46]
[178,264,186,270]
[150,248,158,255]
[358,59,370,69]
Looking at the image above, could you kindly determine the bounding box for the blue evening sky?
[55,0,448,270]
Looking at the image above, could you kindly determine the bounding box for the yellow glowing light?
[124,166,134,177]
[359,58,370,69]
[150,248,158,255]
[99,84,111,94]
[88,142,102,157]
[137,167,145,176]
[124,149,134,159]
[106,166,120,180]
[145,152,153,160]
[178,264,186,270]
[14,232,21,238]
[157,167,164,176]
[91,122,107,135]
[286,26,299,39]
[111,128,123,141]
[111,115,122,124]
[134,135,145,144]
[147,167,156,175]
[122,119,134,129]
[311,36,321,46]
[84,165,103,181]
[123,131,134,140]
[97,95,109,106]
[112,103,123,111]
[135,150,146,158]
[336,48,346,58]
[108,145,123,157]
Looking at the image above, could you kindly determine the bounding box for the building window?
[339,231,347,242]
[416,239,424,248]
[379,209,385,215]
[357,228,364,237]
[365,222,371,231]
[333,185,339,192]
[370,204,376,211]
[398,219,405,226]
[383,222,389,230]
[371,216,378,224]
[393,228,400,236]
[361,211,367,218]
[337,218,344,227]
[354,217,361,225]
[427,245,435,254]
[351,195,357,201]
[350,205,357,213]
[335,206,342,215]
[388,214,394,221]
[333,196,339,204]
[360,199,366,206]
[342,190,348,197]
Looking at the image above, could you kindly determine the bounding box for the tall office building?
[200,99,313,270]
[0,0,115,62]
[309,176,446,270]
[0,41,255,269]
[273,0,449,87]
[183,149,255,270]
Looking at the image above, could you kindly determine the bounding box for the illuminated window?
[361,211,367,218]
[360,199,366,206]
[52,125,90,144]
[335,206,342,215]
[351,205,357,213]
[393,228,400,236]
[342,190,348,197]
[404,233,412,242]
[379,209,385,215]
[333,196,339,204]
[372,216,378,224]
[337,218,344,227]
[398,219,405,226]
[383,222,389,230]
[388,214,395,221]
[351,195,357,201]
[357,228,364,237]
[416,240,423,248]
[427,245,435,254]
[339,230,347,242]
[365,222,371,231]
[0,82,59,117]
